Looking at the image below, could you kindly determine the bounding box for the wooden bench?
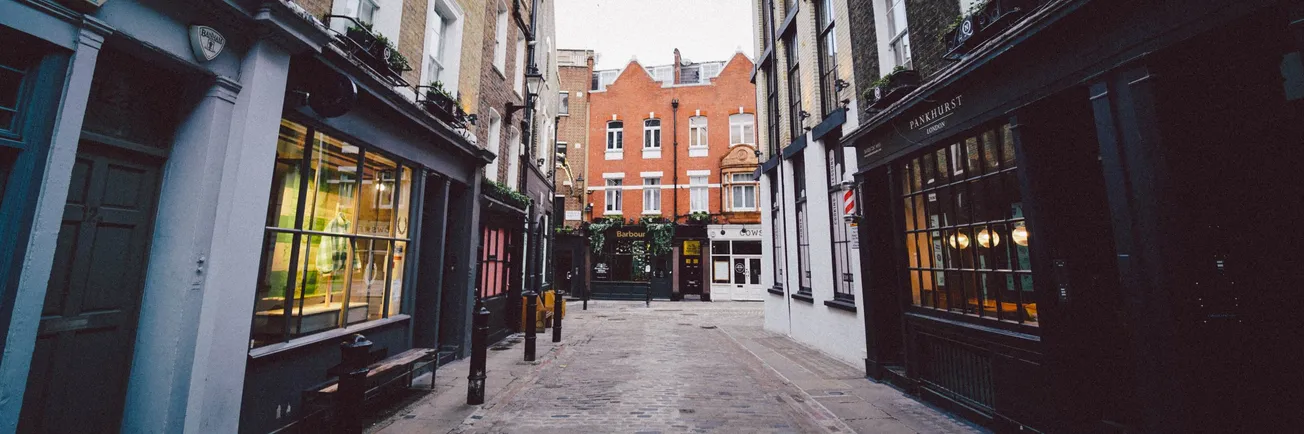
[299,347,437,427]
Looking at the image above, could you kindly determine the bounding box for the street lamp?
[525,68,544,96]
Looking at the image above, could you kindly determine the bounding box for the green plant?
[863,65,908,102]
[482,179,531,208]
[387,49,411,72]
[645,221,675,257]
[940,0,990,43]
[555,225,576,235]
[687,211,712,223]
[425,81,455,101]
[586,216,622,254]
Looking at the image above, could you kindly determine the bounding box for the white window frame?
[730,113,756,146]
[422,0,465,92]
[493,0,508,74]
[728,173,758,211]
[605,178,623,214]
[513,32,526,96]
[506,127,521,188]
[606,120,623,160]
[886,0,911,68]
[689,175,709,212]
[485,109,502,181]
[643,118,662,159]
[643,177,662,214]
[689,116,708,149]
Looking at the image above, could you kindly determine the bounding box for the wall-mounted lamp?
[835,79,850,92]
[799,110,812,119]
[465,114,479,125]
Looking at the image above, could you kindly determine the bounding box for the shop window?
[604,178,622,213]
[764,60,781,155]
[769,172,786,289]
[730,114,755,145]
[594,233,647,282]
[712,241,763,285]
[0,44,36,138]
[728,173,758,211]
[899,124,1035,324]
[827,148,855,301]
[689,175,708,212]
[251,119,415,348]
[793,154,811,294]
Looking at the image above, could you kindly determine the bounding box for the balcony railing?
[941,0,1043,60]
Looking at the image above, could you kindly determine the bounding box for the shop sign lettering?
[616,230,645,238]
[907,95,963,134]
[739,228,761,237]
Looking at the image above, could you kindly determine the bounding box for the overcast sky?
[555,0,756,70]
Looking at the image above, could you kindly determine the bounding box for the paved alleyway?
[371,301,984,434]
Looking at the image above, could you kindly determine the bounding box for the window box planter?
[941,0,1039,59]
[327,16,412,86]
[421,90,467,126]
[864,69,921,110]
[482,179,531,210]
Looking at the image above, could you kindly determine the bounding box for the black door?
[649,256,672,300]
[678,239,703,297]
[20,140,162,433]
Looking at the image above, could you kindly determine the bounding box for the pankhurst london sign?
[907,95,963,135]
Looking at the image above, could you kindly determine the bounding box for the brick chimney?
[673,48,682,84]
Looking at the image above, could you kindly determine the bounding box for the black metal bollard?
[552,290,563,343]
[337,334,373,434]
[467,303,489,405]
[524,290,538,361]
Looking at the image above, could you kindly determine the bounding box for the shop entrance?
[20,139,163,432]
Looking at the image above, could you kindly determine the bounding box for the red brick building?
[580,50,763,301]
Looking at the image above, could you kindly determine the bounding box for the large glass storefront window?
[593,229,648,282]
[899,124,1035,325]
[251,120,415,348]
[710,240,763,285]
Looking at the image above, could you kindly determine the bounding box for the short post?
[524,290,538,361]
[645,284,652,308]
[337,334,373,434]
[467,302,489,405]
[552,290,563,343]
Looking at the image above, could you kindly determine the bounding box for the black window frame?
[793,153,811,295]
[784,32,803,141]
[827,147,854,301]
[897,123,1037,326]
[768,171,786,291]
[815,0,839,116]
[765,60,781,157]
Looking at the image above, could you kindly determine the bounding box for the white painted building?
[752,0,867,368]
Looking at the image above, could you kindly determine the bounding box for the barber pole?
[843,190,855,216]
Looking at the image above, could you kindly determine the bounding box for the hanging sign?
[188,25,226,62]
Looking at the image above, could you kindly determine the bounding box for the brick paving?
[372,301,985,434]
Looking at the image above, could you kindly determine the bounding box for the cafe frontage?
[845,1,1299,432]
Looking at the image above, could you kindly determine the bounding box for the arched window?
[643,119,662,149]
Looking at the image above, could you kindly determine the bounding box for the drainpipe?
[671,98,680,222]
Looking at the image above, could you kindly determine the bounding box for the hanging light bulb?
[977,228,1000,248]
[1012,224,1029,246]
[949,232,971,249]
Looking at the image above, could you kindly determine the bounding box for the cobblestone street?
[373,301,984,434]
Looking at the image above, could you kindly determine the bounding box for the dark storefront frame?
[846,1,1298,432]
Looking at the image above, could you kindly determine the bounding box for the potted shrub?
[687,211,712,225]
[345,24,379,52]
[863,66,921,109]
[422,81,461,122]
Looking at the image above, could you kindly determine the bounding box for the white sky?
[555,0,756,70]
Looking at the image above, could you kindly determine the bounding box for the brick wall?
[296,0,332,18]
[456,0,486,112]
[585,52,758,225]
[475,0,527,184]
[848,0,880,122]
[907,0,961,79]
[556,50,593,227]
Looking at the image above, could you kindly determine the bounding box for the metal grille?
[918,333,996,410]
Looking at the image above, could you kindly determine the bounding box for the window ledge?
[688,148,708,157]
[791,292,814,303]
[604,211,622,216]
[767,286,785,296]
[642,149,662,159]
[824,298,857,312]
[249,314,412,359]
[642,210,662,215]
[605,150,623,160]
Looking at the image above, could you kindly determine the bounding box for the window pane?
[735,241,762,254]
[296,234,352,337]
[251,232,299,347]
[388,241,407,316]
[349,238,391,324]
[306,132,359,233]
[395,166,413,238]
[359,151,398,237]
[267,120,308,228]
